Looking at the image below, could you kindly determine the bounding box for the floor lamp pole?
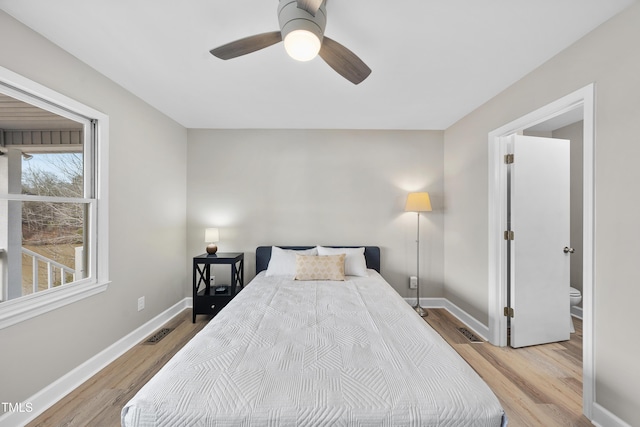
[414,211,427,317]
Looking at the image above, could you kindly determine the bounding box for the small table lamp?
[205,228,219,254]
[405,192,432,317]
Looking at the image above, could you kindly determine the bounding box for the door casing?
[487,83,595,418]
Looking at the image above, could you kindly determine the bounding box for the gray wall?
[443,3,640,424]
[0,11,188,409]
[187,129,444,298]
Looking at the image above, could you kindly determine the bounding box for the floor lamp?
[405,192,432,317]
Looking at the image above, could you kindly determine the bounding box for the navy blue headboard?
[256,246,381,274]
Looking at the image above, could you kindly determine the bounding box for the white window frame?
[0,65,109,330]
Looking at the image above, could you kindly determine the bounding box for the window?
[0,66,109,329]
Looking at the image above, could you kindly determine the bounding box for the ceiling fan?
[209,0,371,85]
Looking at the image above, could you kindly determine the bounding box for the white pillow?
[265,246,318,278]
[316,246,368,277]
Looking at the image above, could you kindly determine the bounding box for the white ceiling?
[0,0,635,130]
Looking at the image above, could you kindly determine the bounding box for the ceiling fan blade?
[296,0,324,16]
[210,31,282,60]
[319,36,371,85]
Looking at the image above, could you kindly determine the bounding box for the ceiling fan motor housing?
[278,0,327,42]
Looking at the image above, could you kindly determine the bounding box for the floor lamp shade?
[404,192,432,212]
[405,192,431,317]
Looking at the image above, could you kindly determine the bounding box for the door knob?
[563,247,575,254]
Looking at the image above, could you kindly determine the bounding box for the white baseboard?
[572,305,583,319]
[408,297,582,341]
[0,298,191,427]
[404,297,490,341]
[592,402,632,427]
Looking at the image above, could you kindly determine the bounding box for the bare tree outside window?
[20,153,85,292]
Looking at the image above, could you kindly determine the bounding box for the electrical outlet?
[138,296,145,311]
[210,276,215,287]
[409,276,418,289]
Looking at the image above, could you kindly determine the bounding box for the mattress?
[122,271,506,426]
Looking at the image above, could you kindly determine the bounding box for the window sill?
[0,280,110,330]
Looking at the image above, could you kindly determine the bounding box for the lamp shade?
[204,228,219,243]
[405,192,432,212]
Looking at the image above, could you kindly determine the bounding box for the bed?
[122,246,506,426]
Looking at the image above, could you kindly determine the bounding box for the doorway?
[487,84,595,418]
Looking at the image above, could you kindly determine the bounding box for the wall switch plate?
[409,276,418,289]
[138,296,145,311]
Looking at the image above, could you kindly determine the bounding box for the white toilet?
[569,286,582,333]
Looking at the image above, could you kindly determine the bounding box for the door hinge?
[504,307,514,318]
[504,154,514,164]
[504,230,515,240]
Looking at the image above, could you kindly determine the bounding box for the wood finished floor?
[28,309,589,426]
[424,309,591,427]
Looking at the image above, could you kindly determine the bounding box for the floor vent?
[144,328,173,344]
[458,327,483,343]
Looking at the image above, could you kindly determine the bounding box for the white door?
[509,135,571,348]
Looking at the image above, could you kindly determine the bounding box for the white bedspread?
[122,271,506,426]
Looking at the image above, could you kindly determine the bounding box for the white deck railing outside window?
[21,247,76,293]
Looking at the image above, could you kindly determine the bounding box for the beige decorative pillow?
[295,254,346,281]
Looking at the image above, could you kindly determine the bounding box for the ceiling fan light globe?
[284,30,321,61]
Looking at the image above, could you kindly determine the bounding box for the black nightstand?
[192,252,244,322]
